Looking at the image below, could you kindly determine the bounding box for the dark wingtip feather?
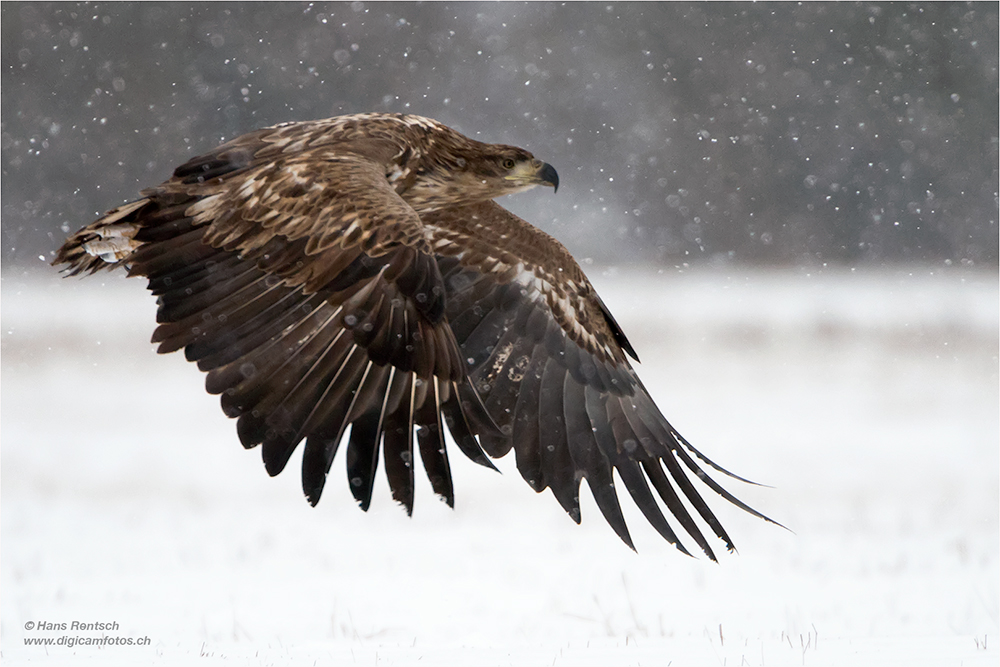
[415,381,456,508]
[345,411,382,512]
[642,459,718,561]
[302,434,345,507]
[585,468,637,551]
[615,458,693,558]
[260,429,302,484]
[382,394,416,517]
[674,430,770,487]
[672,445,787,530]
[440,382,499,472]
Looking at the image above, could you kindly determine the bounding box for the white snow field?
[2,266,997,666]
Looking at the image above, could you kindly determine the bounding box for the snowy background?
[2,2,999,666]
[3,266,997,665]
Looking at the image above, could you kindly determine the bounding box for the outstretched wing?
[424,200,776,558]
[56,140,498,514]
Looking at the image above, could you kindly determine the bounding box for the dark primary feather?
[54,112,776,557]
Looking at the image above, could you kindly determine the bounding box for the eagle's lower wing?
[425,201,774,558]
[56,148,497,513]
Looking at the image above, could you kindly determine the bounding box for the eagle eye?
[501,158,516,170]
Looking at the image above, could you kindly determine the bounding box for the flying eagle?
[56,113,773,558]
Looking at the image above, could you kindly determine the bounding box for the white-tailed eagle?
[56,113,774,558]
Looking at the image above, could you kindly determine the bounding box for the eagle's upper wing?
[58,138,500,514]
[423,200,774,558]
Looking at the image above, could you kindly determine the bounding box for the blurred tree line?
[2,2,997,267]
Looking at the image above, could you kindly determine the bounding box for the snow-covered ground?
[2,266,997,666]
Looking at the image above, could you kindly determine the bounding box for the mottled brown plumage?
[55,112,774,557]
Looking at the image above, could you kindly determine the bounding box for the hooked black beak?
[538,162,559,193]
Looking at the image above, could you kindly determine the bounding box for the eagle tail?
[53,198,151,275]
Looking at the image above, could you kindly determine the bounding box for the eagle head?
[462,145,559,195]
[401,135,559,212]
